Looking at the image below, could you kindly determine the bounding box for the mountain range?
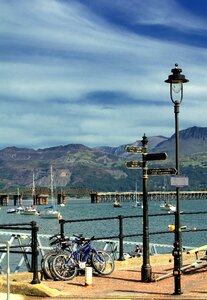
[0,126,206,192]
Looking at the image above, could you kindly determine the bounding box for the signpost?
[144,152,167,161]
[126,152,168,169]
[125,161,143,169]
[126,146,144,153]
[125,136,171,283]
[148,168,177,176]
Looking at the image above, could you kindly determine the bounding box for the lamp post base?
[141,264,152,282]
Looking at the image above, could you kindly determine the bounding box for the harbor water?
[1,198,207,246]
[0,198,207,272]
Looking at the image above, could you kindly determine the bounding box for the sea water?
[0,198,207,272]
[1,198,207,246]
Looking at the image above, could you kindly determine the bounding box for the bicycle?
[52,235,115,280]
[41,233,71,280]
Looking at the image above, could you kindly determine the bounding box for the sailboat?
[21,173,39,215]
[133,197,143,208]
[132,183,143,208]
[159,179,176,213]
[40,165,60,219]
[160,202,176,212]
[113,200,122,207]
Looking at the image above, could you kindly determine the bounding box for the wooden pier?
[0,192,67,206]
[90,191,207,203]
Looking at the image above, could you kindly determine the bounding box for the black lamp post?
[165,64,189,295]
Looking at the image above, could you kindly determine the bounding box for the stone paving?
[1,253,207,299]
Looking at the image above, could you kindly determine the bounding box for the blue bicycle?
[52,235,115,280]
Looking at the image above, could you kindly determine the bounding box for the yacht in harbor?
[21,172,39,216]
[160,202,176,213]
[113,200,122,208]
[40,165,60,219]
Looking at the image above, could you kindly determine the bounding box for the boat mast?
[51,165,54,206]
[32,171,36,206]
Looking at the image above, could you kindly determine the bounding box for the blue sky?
[1,0,207,149]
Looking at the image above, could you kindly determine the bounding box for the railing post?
[6,241,10,300]
[118,215,125,261]
[59,219,65,239]
[31,221,40,284]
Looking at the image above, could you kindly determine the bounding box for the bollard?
[85,267,93,286]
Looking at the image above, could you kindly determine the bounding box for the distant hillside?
[153,126,207,156]
[96,135,168,157]
[0,126,206,192]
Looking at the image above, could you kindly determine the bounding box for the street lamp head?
[165,64,189,104]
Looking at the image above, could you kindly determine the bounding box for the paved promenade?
[1,253,207,299]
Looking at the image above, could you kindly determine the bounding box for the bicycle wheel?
[41,252,59,280]
[52,254,78,280]
[92,250,115,275]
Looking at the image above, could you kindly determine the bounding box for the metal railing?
[1,210,207,280]
[0,221,40,284]
[58,211,201,261]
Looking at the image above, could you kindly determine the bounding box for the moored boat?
[39,165,60,219]
[113,200,122,208]
[16,206,25,213]
[160,202,176,212]
[21,172,39,216]
[40,206,60,219]
[132,183,143,208]
[132,201,143,208]
[7,208,17,214]
[20,206,39,215]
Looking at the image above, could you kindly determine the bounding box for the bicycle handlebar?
[73,235,95,244]
[49,233,61,240]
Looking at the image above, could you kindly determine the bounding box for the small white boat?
[160,202,176,212]
[132,183,143,208]
[21,206,39,215]
[16,206,25,213]
[7,208,17,214]
[132,201,143,208]
[40,206,60,219]
[113,200,122,208]
[40,165,60,219]
[20,173,39,216]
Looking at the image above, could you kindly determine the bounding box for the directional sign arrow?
[125,161,143,169]
[126,146,143,154]
[144,152,167,161]
[147,168,177,176]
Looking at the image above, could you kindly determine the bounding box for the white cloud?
[106,0,207,33]
[0,0,206,148]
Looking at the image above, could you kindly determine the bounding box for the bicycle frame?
[69,242,93,264]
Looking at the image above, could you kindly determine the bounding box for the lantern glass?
[172,83,182,93]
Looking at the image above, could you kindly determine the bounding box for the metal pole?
[141,134,152,282]
[31,221,40,284]
[173,102,182,295]
[118,215,125,261]
[6,241,10,300]
[59,219,65,239]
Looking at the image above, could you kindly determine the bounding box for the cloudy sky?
[1,0,207,149]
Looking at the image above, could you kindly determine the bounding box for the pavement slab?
[1,253,207,299]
